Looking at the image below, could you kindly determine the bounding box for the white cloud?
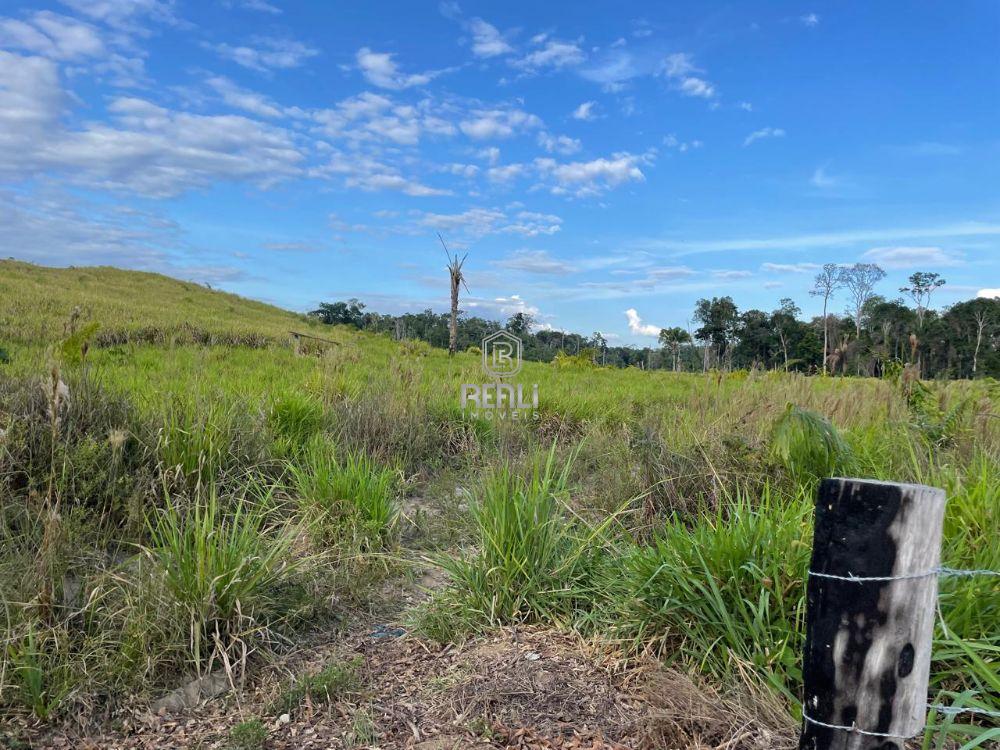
[513,39,585,71]
[660,52,717,99]
[206,76,283,118]
[468,18,512,58]
[356,47,441,90]
[0,11,105,60]
[743,127,785,146]
[417,207,561,238]
[486,163,526,183]
[0,186,250,284]
[477,146,500,164]
[810,165,838,188]
[663,133,702,152]
[712,269,753,279]
[58,0,177,35]
[494,249,575,274]
[227,0,282,14]
[738,101,753,112]
[625,308,660,337]
[316,151,450,196]
[208,36,318,72]
[459,107,542,139]
[0,52,306,197]
[534,152,648,196]
[643,222,1000,255]
[761,262,821,273]
[572,101,597,121]
[977,289,1000,299]
[537,132,581,155]
[311,92,456,146]
[800,13,820,27]
[861,246,964,269]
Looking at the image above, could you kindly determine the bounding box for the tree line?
[309,264,1000,379]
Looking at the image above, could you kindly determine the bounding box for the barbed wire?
[808,566,1000,583]
[803,703,1000,737]
[802,567,1000,734]
[801,713,914,739]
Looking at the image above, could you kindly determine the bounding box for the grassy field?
[1,261,997,748]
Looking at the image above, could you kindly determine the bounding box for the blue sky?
[2,1,998,344]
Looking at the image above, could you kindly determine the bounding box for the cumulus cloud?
[494,249,575,274]
[513,39,585,71]
[311,92,455,146]
[356,47,441,90]
[206,76,284,118]
[0,51,305,197]
[743,127,785,146]
[800,13,820,27]
[316,151,450,196]
[572,101,597,120]
[534,152,648,196]
[58,0,178,35]
[977,289,1000,299]
[861,246,964,269]
[207,36,318,72]
[663,133,702,152]
[625,308,660,337]
[226,0,282,14]
[0,11,106,60]
[661,52,716,99]
[537,132,581,155]
[486,163,526,183]
[459,107,542,139]
[810,165,839,188]
[468,18,512,57]
[761,262,821,273]
[417,207,561,238]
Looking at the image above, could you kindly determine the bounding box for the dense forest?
[311,265,1000,379]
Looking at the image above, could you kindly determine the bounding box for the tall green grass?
[289,438,399,550]
[146,485,299,674]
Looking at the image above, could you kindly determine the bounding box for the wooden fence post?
[799,478,946,750]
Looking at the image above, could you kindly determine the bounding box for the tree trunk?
[822,297,829,375]
[973,313,985,376]
[448,271,459,356]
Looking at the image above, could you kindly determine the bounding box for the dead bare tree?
[809,264,844,375]
[439,233,469,357]
[973,309,990,376]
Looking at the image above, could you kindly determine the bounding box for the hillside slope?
[0,260,317,346]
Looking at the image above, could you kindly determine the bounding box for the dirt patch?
[23,625,796,750]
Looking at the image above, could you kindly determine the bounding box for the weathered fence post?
[799,478,946,750]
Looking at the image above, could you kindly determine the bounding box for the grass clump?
[146,485,300,673]
[606,486,811,704]
[269,656,361,715]
[418,446,604,637]
[228,718,268,750]
[290,439,399,550]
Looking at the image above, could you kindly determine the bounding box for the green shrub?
[770,404,852,484]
